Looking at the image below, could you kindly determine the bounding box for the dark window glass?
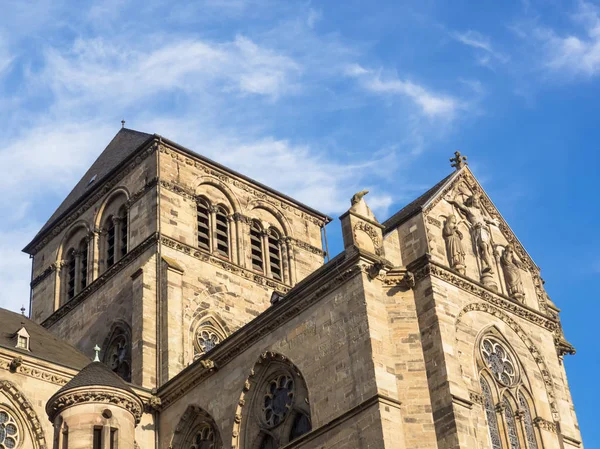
[110,428,118,449]
[481,377,501,449]
[259,434,276,449]
[197,202,211,251]
[93,427,102,449]
[119,208,128,257]
[79,240,88,290]
[289,413,311,441]
[67,252,76,300]
[107,219,115,268]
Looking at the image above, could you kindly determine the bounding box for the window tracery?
[190,424,215,449]
[238,356,311,449]
[103,326,131,382]
[518,393,538,449]
[478,331,539,449]
[481,337,518,386]
[0,409,20,449]
[503,398,521,449]
[194,328,222,358]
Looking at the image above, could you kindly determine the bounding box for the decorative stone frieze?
[160,236,291,292]
[46,386,144,424]
[533,417,557,433]
[30,263,57,288]
[413,260,558,331]
[353,222,383,256]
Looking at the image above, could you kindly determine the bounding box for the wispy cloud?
[451,30,510,67]
[345,64,461,118]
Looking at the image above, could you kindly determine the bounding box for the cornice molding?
[42,233,158,328]
[46,386,144,424]
[31,263,57,288]
[0,354,72,386]
[160,236,292,292]
[157,252,368,409]
[158,144,329,226]
[25,141,158,255]
[411,257,558,332]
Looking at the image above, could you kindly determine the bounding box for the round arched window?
[0,409,20,449]
[480,337,518,386]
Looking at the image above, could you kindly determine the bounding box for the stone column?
[73,250,82,296]
[209,205,218,254]
[90,229,101,279]
[228,214,237,263]
[112,216,122,262]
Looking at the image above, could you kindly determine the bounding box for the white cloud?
[307,8,322,29]
[346,64,460,118]
[534,1,600,76]
[451,30,510,66]
[40,35,301,109]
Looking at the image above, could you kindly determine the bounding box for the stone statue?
[442,216,466,275]
[349,189,376,221]
[446,191,498,275]
[500,244,525,301]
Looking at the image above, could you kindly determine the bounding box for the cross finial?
[450,150,468,170]
[20,306,25,316]
[93,345,101,362]
[121,119,126,129]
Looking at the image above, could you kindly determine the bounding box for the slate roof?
[0,308,90,370]
[53,361,136,397]
[383,171,456,232]
[24,127,331,253]
[27,128,154,248]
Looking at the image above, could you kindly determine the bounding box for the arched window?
[250,221,264,273]
[0,408,21,449]
[267,228,282,281]
[169,406,222,449]
[190,423,215,449]
[478,332,540,449]
[215,207,229,258]
[237,354,311,449]
[197,200,211,251]
[103,325,132,382]
[106,216,116,268]
[193,323,225,360]
[119,206,128,258]
[66,250,76,301]
[518,393,538,449]
[480,377,502,449]
[79,239,88,291]
[503,397,520,449]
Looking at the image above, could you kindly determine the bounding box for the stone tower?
[23,128,331,390]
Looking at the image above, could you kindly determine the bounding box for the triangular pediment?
[422,166,538,274]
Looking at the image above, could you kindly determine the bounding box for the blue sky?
[0,0,597,444]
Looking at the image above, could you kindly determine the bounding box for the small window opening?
[79,240,88,291]
[87,174,97,186]
[110,428,118,449]
[250,223,264,272]
[215,208,229,258]
[67,252,76,300]
[119,208,128,257]
[107,219,116,268]
[268,230,282,281]
[93,427,102,449]
[197,202,210,251]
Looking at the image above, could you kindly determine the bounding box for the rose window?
[0,410,19,449]
[195,329,221,356]
[262,374,294,427]
[481,338,517,386]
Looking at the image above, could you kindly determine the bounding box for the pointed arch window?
[103,326,132,382]
[518,393,538,449]
[503,397,521,449]
[481,377,502,449]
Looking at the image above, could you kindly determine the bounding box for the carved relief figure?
[500,244,526,301]
[442,216,466,274]
[446,191,497,274]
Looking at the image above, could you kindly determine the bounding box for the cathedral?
[0,128,582,448]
